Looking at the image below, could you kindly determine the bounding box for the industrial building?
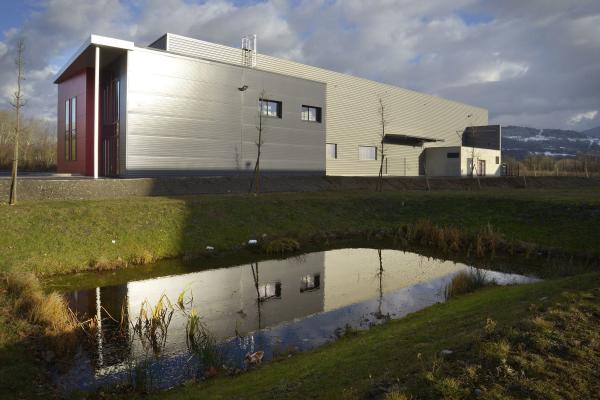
[54,33,501,178]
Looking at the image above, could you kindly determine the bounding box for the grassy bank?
[144,273,600,400]
[1,187,600,276]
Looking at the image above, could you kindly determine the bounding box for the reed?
[444,269,495,300]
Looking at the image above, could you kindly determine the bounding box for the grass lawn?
[1,187,600,276]
[147,273,600,400]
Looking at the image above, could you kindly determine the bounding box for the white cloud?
[568,110,598,126]
[0,0,599,131]
[473,61,529,83]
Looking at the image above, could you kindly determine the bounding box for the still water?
[59,248,539,393]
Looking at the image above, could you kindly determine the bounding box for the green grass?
[145,273,600,400]
[1,187,600,276]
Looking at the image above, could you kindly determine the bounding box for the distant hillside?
[501,126,600,160]
[583,126,600,138]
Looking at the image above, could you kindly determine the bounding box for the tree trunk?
[9,138,18,204]
[9,39,24,205]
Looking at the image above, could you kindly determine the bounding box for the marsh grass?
[384,392,412,400]
[4,272,77,336]
[395,219,505,259]
[1,272,82,360]
[263,237,301,256]
[444,269,495,300]
[90,257,127,271]
[129,250,155,266]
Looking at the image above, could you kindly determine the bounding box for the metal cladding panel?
[166,33,488,176]
[125,48,325,176]
[462,125,501,150]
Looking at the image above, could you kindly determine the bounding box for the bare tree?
[250,262,262,329]
[464,116,481,189]
[376,96,387,192]
[249,90,266,195]
[375,249,385,319]
[9,39,26,205]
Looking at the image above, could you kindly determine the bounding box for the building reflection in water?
[63,248,537,391]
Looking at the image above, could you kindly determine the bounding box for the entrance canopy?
[54,35,134,84]
[383,133,443,146]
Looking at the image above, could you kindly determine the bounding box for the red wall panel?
[57,68,94,175]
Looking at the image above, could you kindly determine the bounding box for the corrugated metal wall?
[125,48,326,177]
[164,33,488,176]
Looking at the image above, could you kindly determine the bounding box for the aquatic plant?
[185,308,222,372]
[125,356,157,394]
[177,288,193,311]
[334,323,359,339]
[444,269,495,300]
[131,294,174,356]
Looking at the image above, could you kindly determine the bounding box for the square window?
[258,282,282,301]
[358,146,377,160]
[301,105,322,122]
[259,99,282,118]
[300,274,321,292]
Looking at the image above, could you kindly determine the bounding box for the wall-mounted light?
[238,85,248,91]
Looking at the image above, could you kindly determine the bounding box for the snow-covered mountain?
[501,126,600,159]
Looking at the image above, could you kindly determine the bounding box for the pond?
[56,248,539,393]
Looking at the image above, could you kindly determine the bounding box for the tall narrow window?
[358,145,377,160]
[64,97,77,161]
[64,99,70,160]
[326,143,337,160]
[70,97,77,161]
[259,99,282,118]
[301,105,322,122]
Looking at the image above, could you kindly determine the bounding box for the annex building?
[54,33,501,178]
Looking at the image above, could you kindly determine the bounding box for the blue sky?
[0,0,599,131]
[0,2,29,35]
